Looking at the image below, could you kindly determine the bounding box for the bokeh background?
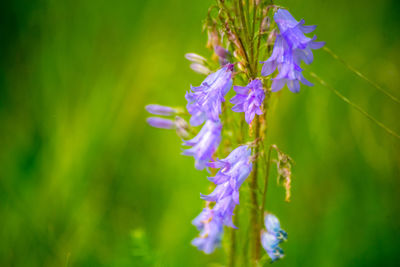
[1,0,400,266]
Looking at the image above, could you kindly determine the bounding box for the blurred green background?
[1,0,399,266]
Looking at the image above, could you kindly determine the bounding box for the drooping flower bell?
[230,79,265,124]
[261,213,287,262]
[274,9,325,54]
[191,207,224,254]
[261,9,324,93]
[182,120,222,170]
[262,38,313,93]
[186,64,233,126]
[201,145,253,227]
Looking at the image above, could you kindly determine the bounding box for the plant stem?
[309,71,400,140]
[249,117,261,265]
[260,144,273,225]
[228,206,239,267]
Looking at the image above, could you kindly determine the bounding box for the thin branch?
[310,71,400,140]
[323,46,400,105]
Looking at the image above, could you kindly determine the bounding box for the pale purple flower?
[145,104,176,116]
[230,79,265,124]
[261,214,287,262]
[274,9,325,57]
[201,145,252,227]
[191,207,224,254]
[264,214,288,241]
[260,9,324,93]
[261,232,285,262]
[146,117,175,129]
[182,120,222,170]
[186,64,233,126]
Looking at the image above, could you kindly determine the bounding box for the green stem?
[237,0,256,77]
[260,145,273,225]
[218,0,252,78]
[310,71,400,140]
[323,47,400,105]
[228,206,239,267]
[249,117,261,265]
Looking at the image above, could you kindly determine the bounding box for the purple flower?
[260,9,324,93]
[182,120,222,170]
[146,117,175,129]
[261,214,287,262]
[274,9,325,55]
[191,207,224,254]
[230,79,265,124]
[264,214,288,241]
[261,232,285,262]
[201,145,252,227]
[145,104,176,116]
[261,35,311,93]
[186,64,233,126]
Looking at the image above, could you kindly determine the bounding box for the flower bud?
[261,16,270,33]
[146,117,175,129]
[190,63,211,75]
[185,53,207,64]
[145,104,176,116]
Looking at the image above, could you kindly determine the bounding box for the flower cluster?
[230,79,265,125]
[182,64,233,170]
[191,207,223,254]
[186,64,233,126]
[192,145,253,253]
[261,214,288,262]
[261,9,325,93]
[202,145,252,227]
[145,5,323,260]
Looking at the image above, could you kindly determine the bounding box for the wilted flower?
[145,104,176,116]
[186,64,233,126]
[230,79,265,124]
[214,45,231,66]
[175,116,190,138]
[201,145,253,227]
[261,213,287,262]
[146,117,175,129]
[183,120,222,170]
[271,145,293,202]
[260,16,270,33]
[191,207,224,254]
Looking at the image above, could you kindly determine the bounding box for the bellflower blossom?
[230,79,265,124]
[191,207,224,254]
[186,64,233,126]
[261,9,324,93]
[183,120,222,170]
[201,145,252,227]
[261,214,287,262]
[274,9,325,56]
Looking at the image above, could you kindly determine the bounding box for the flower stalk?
[145,0,328,264]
